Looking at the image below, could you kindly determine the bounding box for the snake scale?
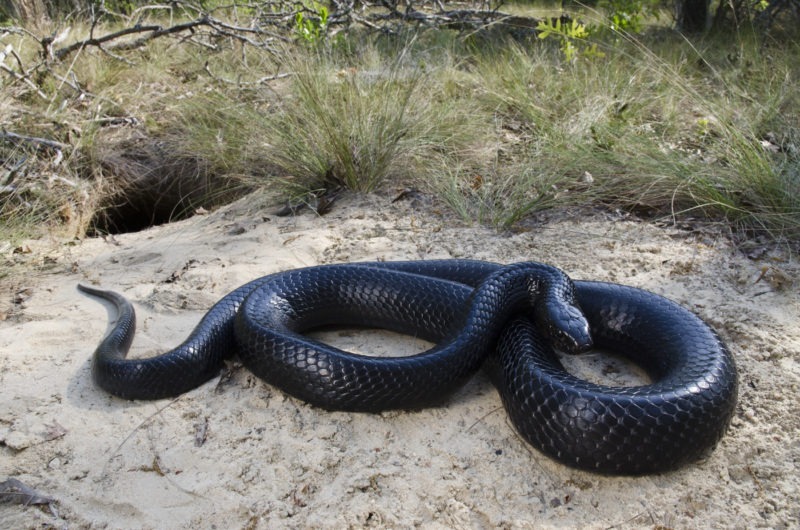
[78,260,738,474]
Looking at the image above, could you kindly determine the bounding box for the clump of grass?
[1,83,97,241]
[262,39,489,194]
[264,47,421,192]
[433,157,570,227]
[0,144,98,241]
[167,93,275,180]
[460,34,800,237]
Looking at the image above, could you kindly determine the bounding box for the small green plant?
[696,117,711,139]
[536,19,605,63]
[599,0,661,33]
[295,5,329,45]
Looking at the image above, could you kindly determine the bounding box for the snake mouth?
[534,300,593,355]
[546,323,593,354]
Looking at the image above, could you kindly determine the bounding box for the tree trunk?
[676,0,711,32]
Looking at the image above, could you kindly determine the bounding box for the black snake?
[78,260,738,474]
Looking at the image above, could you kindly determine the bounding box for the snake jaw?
[554,320,593,354]
[536,301,593,354]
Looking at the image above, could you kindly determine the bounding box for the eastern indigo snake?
[79,260,738,474]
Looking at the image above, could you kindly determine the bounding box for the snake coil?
[79,260,737,474]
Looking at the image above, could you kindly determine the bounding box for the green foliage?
[536,18,605,63]
[295,4,329,45]
[599,0,661,33]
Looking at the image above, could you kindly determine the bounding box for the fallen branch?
[206,14,289,42]
[365,5,528,33]
[1,131,69,152]
[110,17,213,52]
[53,13,286,61]
[53,23,168,60]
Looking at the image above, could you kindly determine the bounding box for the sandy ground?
[1,190,798,529]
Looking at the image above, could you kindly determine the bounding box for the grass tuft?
[453,34,800,237]
[262,42,452,193]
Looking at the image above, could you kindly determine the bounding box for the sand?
[1,190,798,529]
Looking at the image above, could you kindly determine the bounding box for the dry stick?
[144,434,208,499]
[0,130,69,152]
[50,68,82,93]
[53,24,161,60]
[203,61,291,86]
[0,44,48,100]
[178,32,219,50]
[207,14,291,42]
[465,405,504,433]
[45,67,124,112]
[131,4,178,18]
[351,14,383,31]
[361,0,515,33]
[48,41,88,115]
[8,46,26,72]
[112,18,213,52]
[604,510,652,530]
[155,17,281,50]
[89,116,141,127]
[97,42,137,65]
[208,26,278,50]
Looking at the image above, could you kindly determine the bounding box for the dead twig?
[0,44,48,100]
[57,14,286,58]
[53,24,164,60]
[0,130,69,152]
[98,397,181,488]
[203,60,291,86]
[207,14,290,43]
[111,17,213,52]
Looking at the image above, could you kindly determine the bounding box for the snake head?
[535,300,593,354]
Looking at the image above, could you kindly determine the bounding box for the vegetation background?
[0,0,798,253]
